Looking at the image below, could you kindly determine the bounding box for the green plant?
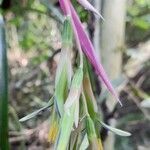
[0,15,9,150]
[20,15,131,149]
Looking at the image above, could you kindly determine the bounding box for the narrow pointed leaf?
[86,116,103,149]
[62,16,73,46]
[0,15,9,150]
[86,116,97,140]
[59,0,122,106]
[83,60,98,118]
[64,67,83,127]
[64,67,83,109]
[55,105,75,150]
[55,67,68,115]
[55,17,73,85]
[70,4,122,106]
[19,98,53,122]
[55,17,73,115]
[56,67,83,149]
[100,121,131,137]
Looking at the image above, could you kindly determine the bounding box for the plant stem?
[0,15,9,150]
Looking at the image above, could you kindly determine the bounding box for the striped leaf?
[55,105,75,150]
[56,67,83,149]
[55,17,73,115]
[64,67,83,109]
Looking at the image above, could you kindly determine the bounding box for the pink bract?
[59,0,122,106]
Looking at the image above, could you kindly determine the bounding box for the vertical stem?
[100,0,126,149]
[101,0,126,110]
[0,15,9,149]
[93,0,102,61]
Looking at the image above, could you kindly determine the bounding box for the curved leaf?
[100,121,131,137]
[19,98,53,122]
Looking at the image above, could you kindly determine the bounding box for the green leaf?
[19,97,53,122]
[62,16,73,46]
[100,121,131,137]
[64,67,83,109]
[86,116,103,149]
[55,105,75,150]
[71,67,83,89]
[133,18,150,30]
[56,67,83,149]
[86,116,97,141]
[54,17,73,115]
[0,15,9,150]
[83,72,97,119]
[55,66,68,115]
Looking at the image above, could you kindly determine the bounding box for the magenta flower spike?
[59,0,122,106]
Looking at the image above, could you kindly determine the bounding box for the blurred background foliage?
[0,0,149,149]
[126,0,150,46]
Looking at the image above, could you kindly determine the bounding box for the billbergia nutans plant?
[18,0,131,149]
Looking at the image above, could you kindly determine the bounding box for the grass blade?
[55,105,75,150]
[55,17,73,115]
[100,121,131,137]
[86,116,103,150]
[64,67,83,109]
[0,15,9,150]
[56,67,83,149]
[19,98,53,122]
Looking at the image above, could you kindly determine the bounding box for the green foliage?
[126,0,150,45]
[72,0,89,22]
[115,111,149,150]
[1,1,136,149]
[4,0,59,65]
[55,17,73,115]
[56,104,75,150]
[86,116,97,140]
